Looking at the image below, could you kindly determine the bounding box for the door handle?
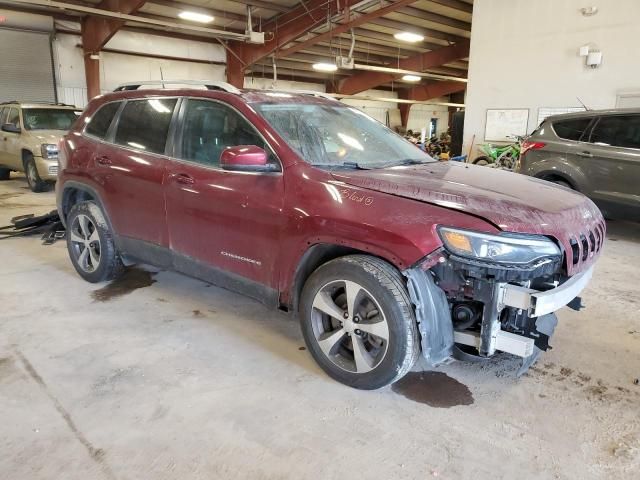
[577,151,593,158]
[96,155,112,165]
[169,173,195,185]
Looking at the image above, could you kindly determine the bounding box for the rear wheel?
[300,255,420,390]
[66,201,124,283]
[24,154,48,192]
[472,156,490,166]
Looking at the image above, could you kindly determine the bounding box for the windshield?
[255,103,434,169]
[23,108,81,131]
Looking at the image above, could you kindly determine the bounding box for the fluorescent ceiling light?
[178,11,214,23]
[394,32,424,43]
[402,74,421,82]
[312,62,338,72]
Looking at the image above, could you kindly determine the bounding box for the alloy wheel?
[69,214,101,273]
[26,162,37,187]
[311,280,390,374]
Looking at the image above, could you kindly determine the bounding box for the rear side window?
[86,102,120,139]
[114,98,177,154]
[589,115,640,149]
[552,118,592,141]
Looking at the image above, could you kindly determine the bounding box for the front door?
[164,98,285,295]
[1,108,23,169]
[581,114,640,217]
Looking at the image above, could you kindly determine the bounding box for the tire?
[0,168,10,180]
[299,255,420,390]
[472,156,490,166]
[66,201,125,283]
[24,154,49,193]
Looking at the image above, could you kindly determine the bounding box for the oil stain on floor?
[91,267,156,302]
[392,371,474,407]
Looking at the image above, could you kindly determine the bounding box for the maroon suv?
[56,82,604,390]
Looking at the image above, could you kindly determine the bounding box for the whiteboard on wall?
[484,109,529,142]
[537,107,585,125]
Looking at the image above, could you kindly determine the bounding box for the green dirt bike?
[472,135,525,170]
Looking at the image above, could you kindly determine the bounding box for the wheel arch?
[534,170,579,190]
[59,181,113,230]
[284,242,406,313]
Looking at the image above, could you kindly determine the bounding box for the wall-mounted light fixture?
[579,44,602,68]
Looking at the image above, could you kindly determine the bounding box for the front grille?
[567,221,606,271]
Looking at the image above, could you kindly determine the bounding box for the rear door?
[93,97,178,253]
[582,114,640,214]
[164,98,285,292]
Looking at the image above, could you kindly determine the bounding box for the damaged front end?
[405,226,599,376]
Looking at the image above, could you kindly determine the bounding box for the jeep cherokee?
[56,81,604,390]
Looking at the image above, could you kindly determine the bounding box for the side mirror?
[220,145,278,172]
[1,123,21,134]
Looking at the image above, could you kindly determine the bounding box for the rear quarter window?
[85,102,121,139]
[552,118,593,141]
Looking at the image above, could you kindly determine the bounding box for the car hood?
[27,130,65,144]
[331,162,604,275]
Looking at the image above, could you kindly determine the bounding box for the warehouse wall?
[463,0,640,156]
[53,31,226,107]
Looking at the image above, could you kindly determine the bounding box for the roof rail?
[285,90,340,102]
[113,80,241,94]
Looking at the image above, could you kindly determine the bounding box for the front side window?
[180,99,275,167]
[0,107,8,125]
[6,108,20,128]
[114,98,177,154]
[552,118,592,141]
[23,108,80,131]
[589,115,640,149]
[254,102,432,169]
[85,102,121,139]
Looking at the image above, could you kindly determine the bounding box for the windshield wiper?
[313,162,371,170]
[382,159,431,168]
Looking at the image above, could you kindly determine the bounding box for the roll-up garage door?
[0,28,56,103]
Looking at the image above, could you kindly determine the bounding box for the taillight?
[521,141,546,157]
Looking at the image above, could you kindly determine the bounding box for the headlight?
[438,227,561,265]
[41,144,59,159]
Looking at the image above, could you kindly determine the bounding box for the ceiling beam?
[148,0,247,23]
[227,0,363,74]
[81,0,148,53]
[276,0,419,59]
[427,0,473,14]
[225,0,289,14]
[368,17,468,43]
[337,38,470,94]
[403,79,466,101]
[395,6,471,31]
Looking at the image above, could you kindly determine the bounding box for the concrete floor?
[1,174,639,480]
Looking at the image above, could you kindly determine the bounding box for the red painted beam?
[81,0,148,53]
[227,0,362,76]
[276,0,419,59]
[404,80,466,101]
[337,39,470,95]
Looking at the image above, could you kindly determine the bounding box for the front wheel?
[299,255,420,390]
[24,154,49,192]
[0,168,10,180]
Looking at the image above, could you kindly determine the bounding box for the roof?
[0,101,79,109]
[545,108,640,122]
